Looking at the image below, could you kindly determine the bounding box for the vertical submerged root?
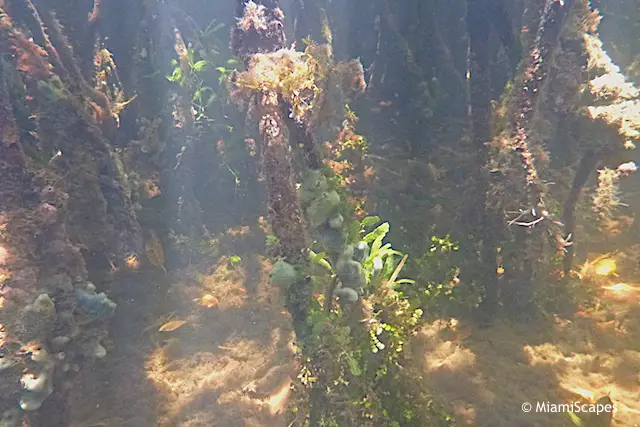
[231,0,311,327]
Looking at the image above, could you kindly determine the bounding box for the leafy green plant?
[166,19,237,122]
[405,235,480,317]
[287,214,456,427]
[265,233,280,249]
[166,45,207,86]
[309,249,333,272]
[360,215,381,229]
[228,255,242,268]
[189,18,237,103]
[185,17,225,64]
[361,221,404,285]
[167,44,214,119]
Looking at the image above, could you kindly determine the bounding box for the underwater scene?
[0,0,639,426]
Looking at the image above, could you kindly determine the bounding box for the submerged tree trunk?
[231,0,311,333]
[562,150,601,277]
[0,2,145,425]
[466,0,500,319]
[500,0,573,315]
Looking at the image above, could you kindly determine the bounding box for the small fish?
[145,230,167,273]
[616,161,637,174]
[159,320,186,332]
[49,150,63,164]
[198,294,219,308]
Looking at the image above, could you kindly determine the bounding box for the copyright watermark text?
[521,401,615,415]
